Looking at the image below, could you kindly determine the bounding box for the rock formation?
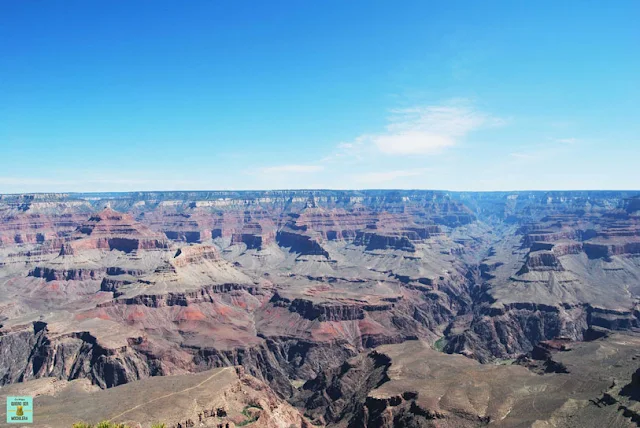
[1,190,640,427]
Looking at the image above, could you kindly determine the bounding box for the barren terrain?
[1,190,639,427]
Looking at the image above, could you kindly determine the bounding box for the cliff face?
[294,336,640,427]
[28,266,104,281]
[0,211,87,247]
[0,323,151,389]
[275,230,330,257]
[0,321,361,400]
[171,244,220,267]
[292,351,392,425]
[3,367,312,428]
[584,240,640,259]
[63,208,169,252]
[444,303,589,361]
[2,190,640,427]
[353,231,416,252]
[99,282,261,308]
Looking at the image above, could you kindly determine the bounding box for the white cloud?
[373,132,454,155]
[258,164,324,174]
[353,168,429,184]
[334,100,501,157]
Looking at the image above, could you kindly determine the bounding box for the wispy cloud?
[510,137,580,162]
[373,131,454,155]
[333,99,503,157]
[509,152,535,159]
[352,168,429,184]
[257,164,324,174]
[250,99,501,189]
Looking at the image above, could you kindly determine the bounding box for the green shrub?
[151,424,166,428]
[237,405,263,426]
[433,337,447,352]
[72,423,132,428]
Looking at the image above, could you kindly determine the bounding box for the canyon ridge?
[1,190,640,427]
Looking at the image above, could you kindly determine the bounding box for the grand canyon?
[1,190,639,427]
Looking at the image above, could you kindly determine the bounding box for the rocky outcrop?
[231,233,268,250]
[445,302,640,361]
[0,322,152,389]
[550,241,583,255]
[0,212,85,247]
[291,350,392,425]
[523,230,580,246]
[288,299,366,322]
[172,244,220,267]
[270,293,394,322]
[517,250,564,274]
[276,230,329,257]
[164,230,203,243]
[28,266,104,282]
[444,303,589,361]
[188,338,358,398]
[100,276,135,294]
[100,283,261,308]
[353,231,416,252]
[0,322,357,400]
[624,197,640,215]
[105,267,146,276]
[516,338,572,374]
[63,208,169,253]
[4,189,640,427]
[588,306,639,330]
[64,236,169,253]
[229,222,275,250]
[584,240,640,259]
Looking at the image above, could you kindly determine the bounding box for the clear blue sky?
[1,1,638,192]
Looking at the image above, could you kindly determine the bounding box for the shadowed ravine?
[1,190,640,427]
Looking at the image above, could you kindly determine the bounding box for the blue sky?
[1,1,639,193]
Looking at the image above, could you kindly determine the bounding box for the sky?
[1,1,639,193]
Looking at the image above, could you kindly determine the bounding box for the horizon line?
[2,188,640,196]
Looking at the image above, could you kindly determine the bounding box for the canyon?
[1,190,640,427]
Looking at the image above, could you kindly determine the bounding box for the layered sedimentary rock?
[296,336,640,427]
[0,212,86,247]
[64,207,169,253]
[275,229,330,257]
[0,365,311,428]
[1,190,640,427]
[172,244,220,267]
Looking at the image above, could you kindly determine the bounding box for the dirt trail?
[107,370,226,423]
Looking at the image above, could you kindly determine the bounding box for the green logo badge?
[6,396,33,424]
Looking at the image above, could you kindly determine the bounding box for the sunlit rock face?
[1,190,640,427]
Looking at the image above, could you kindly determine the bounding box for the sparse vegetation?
[434,337,448,352]
[237,404,264,426]
[493,358,516,366]
[72,422,131,428]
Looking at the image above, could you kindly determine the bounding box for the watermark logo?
[6,396,33,424]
